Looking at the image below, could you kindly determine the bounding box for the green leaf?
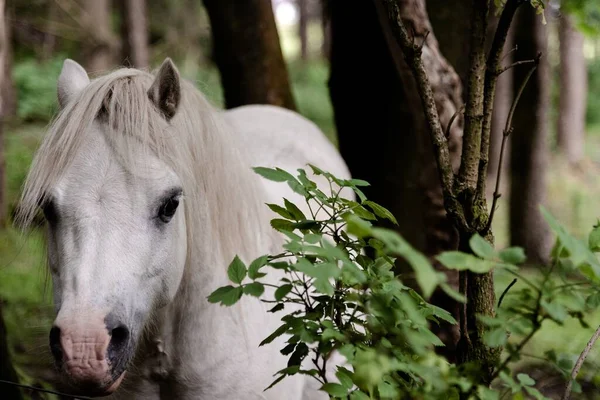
[288,343,309,367]
[349,391,370,400]
[586,292,600,309]
[470,234,496,259]
[264,374,286,391]
[477,386,499,400]
[303,233,322,244]
[227,256,247,284]
[349,202,376,220]
[484,327,507,347]
[275,284,294,301]
[322,328,346,341]
[541,207,600,276]
[260,324,289,346]
[348,178,370,187]
[517,373,536,386]
[589,224,600,252]
[336,367,354,389]
[371,227,439,298]
[207,285,243,306]
[243,282,264,297]
[499,247,527,264]
[267,203,293,219]
[363,200,398,225]
[253,166,295,182]
[541,299,568,323]
[248,255,268,280]
[429,304,458,325]
[284,198,306,220]
[321,383,348,398]
[437,251,497,273]
[271,219,296,232]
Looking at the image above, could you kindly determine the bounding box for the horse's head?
[35,59,188,396]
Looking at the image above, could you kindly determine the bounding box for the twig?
[485,54,540,233]
[0,379,92,399]
[562,324,600,400]
[501,45,518,62]
[476,0,526,203]
[497,58,539,76]
[445,104,465,139]
[497,278,518,308]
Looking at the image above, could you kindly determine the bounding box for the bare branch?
[445,104,465,139]
[562,323,600,400]
[497,58,538,76]
[485,55,540,232]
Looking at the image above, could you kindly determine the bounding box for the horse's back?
[223,105,350,181]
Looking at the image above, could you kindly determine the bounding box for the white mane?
[17,67,275,269]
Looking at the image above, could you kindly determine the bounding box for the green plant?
[209,166,600,399]
[13,57,64,122]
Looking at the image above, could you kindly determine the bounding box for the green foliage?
[209,166,600,398]
[562,0,600,36]
[13,57,63,122]
[586,59,600,127]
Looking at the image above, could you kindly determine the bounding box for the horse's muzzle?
[49,312,132,396]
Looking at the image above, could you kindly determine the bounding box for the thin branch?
[562,324,600,400]
[476,0,526,206]
[485,55,540,232]
[497,58,538,76]
[445,104,465,139]
[497,278,518,308]
[0,380,92,400]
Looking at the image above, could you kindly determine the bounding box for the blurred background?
[1,0,600,398]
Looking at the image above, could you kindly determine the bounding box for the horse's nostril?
[49,326,62,362]
[109,325,129,353]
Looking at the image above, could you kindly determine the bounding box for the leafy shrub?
[13,57,63,122]
[210,166,600,399]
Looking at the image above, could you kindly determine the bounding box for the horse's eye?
[158,197,180,223]
[41,200,58,224]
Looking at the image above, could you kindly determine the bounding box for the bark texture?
[202,0,296,110]
[509,5,551,264]
[82,0,115,72]
[120,0,149,69]
[329,0,463,358]
[557,13,586,165]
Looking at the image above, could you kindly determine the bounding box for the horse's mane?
[17,67,275,268]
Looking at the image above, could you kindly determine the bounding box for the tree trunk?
[82,0,115,72]
[329,0,463,359]
[557,13,586,165]
[202,0,296,110]
[298,0,309,60]
[120,0,149,69]
[509,5,551,265]
[426,0,472,93]
[321,0,331,60]
[0,0,6,227]
[1,3,14,118]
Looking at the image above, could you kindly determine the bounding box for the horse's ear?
[57,59,90,108]
[148,58,181,120]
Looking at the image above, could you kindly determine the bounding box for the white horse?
[17,58,351,399]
